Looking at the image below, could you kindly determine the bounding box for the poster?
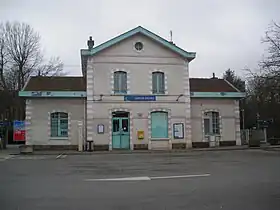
[173,123,184,139]
[13,121,25,141]
[97,124,104,134]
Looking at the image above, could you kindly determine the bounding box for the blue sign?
[13,121,25,130]
[0,121,10,126]
[31,91,42,96]
[124,95,156,101]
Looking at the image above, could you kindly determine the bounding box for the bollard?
[87,141,93,152]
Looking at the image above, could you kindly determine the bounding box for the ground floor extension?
[19,76,244,151]
[23,97,242,151]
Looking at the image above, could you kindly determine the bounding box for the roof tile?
[23,77,239,93]
[24,76,85,91]
[189,78,239,92]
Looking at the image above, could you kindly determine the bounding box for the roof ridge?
[81,26,196,61]
[223,78,241,92]
[31,76,83,78]
[190,77,223,80]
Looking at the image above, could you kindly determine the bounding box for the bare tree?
[0,21,64,123]
[0,23,8,90]
[261,21,280,77]
[35,57,64,76]
[0,21,64,91]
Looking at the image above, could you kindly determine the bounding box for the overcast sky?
[1,0,279,78]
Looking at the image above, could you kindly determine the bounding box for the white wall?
[90,34,186,96]
[91,102,186,146]
[26,98,84,145]
[191,99,238,143]
[86,33,191,149]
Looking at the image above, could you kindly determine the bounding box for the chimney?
[212,72,217,79]
[87,36,94,50]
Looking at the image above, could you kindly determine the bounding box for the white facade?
[25,98,84,148]
[84,34,192,150]
[84,33,241,150]
[21,27,243,150]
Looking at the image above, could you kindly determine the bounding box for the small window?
[134,42,143,51]
[151,111,168,138]
[50,112,68,137]
[114,71,127,94]
[152,72,165,94]
[204,111,220,135]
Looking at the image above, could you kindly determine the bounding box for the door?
[112,117,130,149]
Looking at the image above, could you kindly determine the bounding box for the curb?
[3,146,280,156]
[24,146,250,155]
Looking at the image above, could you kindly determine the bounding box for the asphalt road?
[1,150,280,210]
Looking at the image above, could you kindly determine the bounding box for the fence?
[241,129,265,145]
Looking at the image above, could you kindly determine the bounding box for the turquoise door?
[112,117,130,149]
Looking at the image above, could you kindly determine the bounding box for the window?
[204,111,220,135]
[151,111,168,138]
[152,72,165,94]
[114,71,127,94]
[134,42,143,51]
[50,112,68,137]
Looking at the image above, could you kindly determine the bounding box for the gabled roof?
[23,76,85,91]
[81,26,196,61]
[22,76,240,93]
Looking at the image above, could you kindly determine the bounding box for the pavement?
[1,144,280,156]
[1,150,280,210]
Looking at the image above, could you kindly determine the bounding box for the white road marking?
[4,155,15,160]
[16,156,46,160]
[0,155,15,162]
[150,173,211,180]
[56,154,63,159]
[84,174,211,182]
[61,155,67,158]
[85,176,151,182]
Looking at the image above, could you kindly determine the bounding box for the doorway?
[112,111,130,149]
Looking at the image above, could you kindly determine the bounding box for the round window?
[134,42,143,51]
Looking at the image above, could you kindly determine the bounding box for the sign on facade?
[124,95,156,101]
[13,121,25,141]
[137,130,144,140]
[97,124,104,134]
[31,91,42,96]
[173,123,184,139]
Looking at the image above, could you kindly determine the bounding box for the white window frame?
[133,40,145,53]
[48,110,71,140]
[111,69,130,94]
[149,70,168,95]
[152,71,165,94]
[203,111,220,135]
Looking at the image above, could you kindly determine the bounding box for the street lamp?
[241,109,245,130]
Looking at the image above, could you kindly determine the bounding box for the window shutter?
[152,72,165,94]
[121,72,127,93]
[50,114,58,137]
[114,71,127,94]
[152,73,157,93]
[114,72,120,93]
[159,73,165,94]
[212,112,220,134]
[204,118,210,135]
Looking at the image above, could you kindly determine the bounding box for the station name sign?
[124,95,156,101]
